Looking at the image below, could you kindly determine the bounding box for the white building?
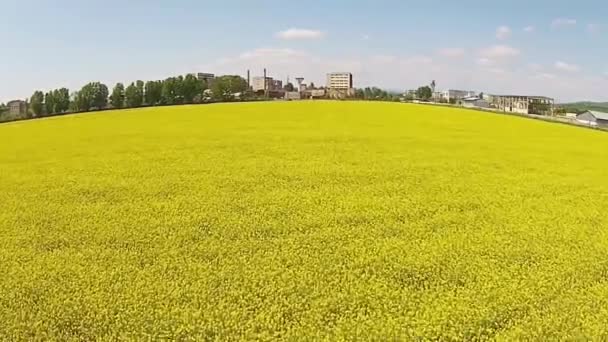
[326,72,354,98]
[326,72,353,90]
[442,89,477,101]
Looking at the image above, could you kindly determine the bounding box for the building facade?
[7,100,26,116]
[252,77,283,92]
[303,89,327,99]
[490,95,554,115]
[326,72,353,90]
[326,72,354,99]
[271,79,283,90]
[442,90,477,101]
[284,91,301,100]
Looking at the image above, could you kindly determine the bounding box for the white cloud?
[523,26,535,33]
[437,48,466,58]
[479,45,521,59]
[554,61,580,72]
[496,26,512,40]
[551,18,577,29]
[587,23,600,34]
[362,34,371,41]
[275,28,325,40]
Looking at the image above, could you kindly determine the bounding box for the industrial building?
[252,76,283,92]
[284,92,301,100]
[576,111,608,127]
[303,89,327,99]
[7,100,26,116]
[442,89,477,101]
[489,95,554,115]
[271,79,283,90]
[459,96,490,109]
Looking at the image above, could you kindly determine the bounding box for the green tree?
[92,82,109,109]
[55,88,70,113]
[174,76,185,104]
[136,80,145,105]
[285,83,295,92]
[70,91,86,112]
[211,75,248,101]
[161,77,178,105]
[110,83,125,109]
[371,87,383,99]
[125,82,143,108]
[363,87,372,100]
[44,91,56,115]
[76,82,109,111]
[145,81,163,106]
[182,74,203,104]
[355,88,365,99]
[30,91,44,117]
[416,86,432,101]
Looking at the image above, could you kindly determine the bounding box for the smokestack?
[247,69,250,89]
[263,68,267,97]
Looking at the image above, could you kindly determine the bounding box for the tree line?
[352,86,434,102]
[1,77,407,123]
[354,87,401,101]
[22,74,250,119]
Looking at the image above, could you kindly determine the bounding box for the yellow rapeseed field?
[1,101,608,340]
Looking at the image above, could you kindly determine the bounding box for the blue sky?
[1,0,607,103]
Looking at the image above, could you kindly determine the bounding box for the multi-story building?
[327,72,354,98]
[252,77,270,92]
[7,100,26,116]
[252,77,283,92]
[326,72,353,90]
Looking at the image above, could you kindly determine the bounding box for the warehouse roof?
[585,111,608,121]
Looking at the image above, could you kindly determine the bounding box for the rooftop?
[586,110,608,121]
[492,94,554,100]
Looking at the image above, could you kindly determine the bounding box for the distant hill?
[558,102,608,114]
